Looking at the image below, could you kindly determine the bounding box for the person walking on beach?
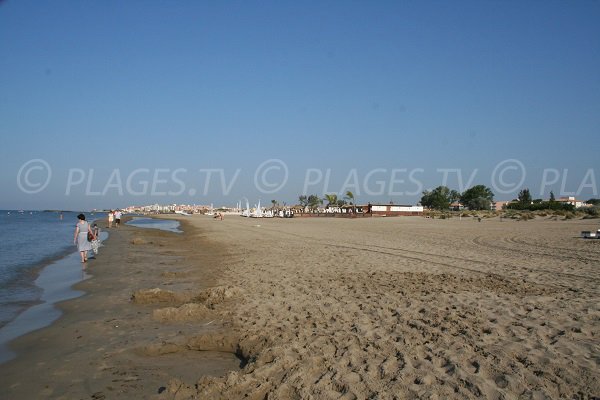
[114,210,122,227]
[108,210,114,228]
[74,214,95,263]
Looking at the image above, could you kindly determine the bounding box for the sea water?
[127,217,182,233]
[0,210,105,329]
[0,212,178,363]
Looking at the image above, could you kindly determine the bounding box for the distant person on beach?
[108,210,114,228]
[114,210,122,227]
[74,214,95,263]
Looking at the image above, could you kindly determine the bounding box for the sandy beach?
[0,215,599,399]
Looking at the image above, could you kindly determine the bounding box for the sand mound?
[186,333,240,354]
[136,333,240,359]
[153,303,212,322]
[193,286,242,308]
[131,288,191,305]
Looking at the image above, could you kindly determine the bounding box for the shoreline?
[0,215,240,399]
[0,251,92,364]
[0,215,106,331]
[0,229,109,364]
[0,215,598,398]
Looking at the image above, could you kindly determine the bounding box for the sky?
[1,0,599,210]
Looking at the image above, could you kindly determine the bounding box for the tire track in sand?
[235,224,600,292]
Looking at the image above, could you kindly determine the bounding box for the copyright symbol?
[254,159,288,194]
[17,159,52,194]
[491,159,526,194]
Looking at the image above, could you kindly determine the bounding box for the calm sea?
[127,217,182,233]
[0,210,105,329]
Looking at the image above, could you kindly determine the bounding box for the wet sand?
[1,215,599,399]
[0,219,241,399]
[0,231,110,364]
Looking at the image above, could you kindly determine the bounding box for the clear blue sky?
[1,1,599,210]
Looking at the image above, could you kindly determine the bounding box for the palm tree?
[307,194,322,212]
[299,195,308,208]
[324,193,338,209]
[345,191,356,213]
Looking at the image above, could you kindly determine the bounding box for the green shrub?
[521,213,535,220]
[581,206,599,218]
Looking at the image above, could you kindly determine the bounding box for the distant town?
[107,194,598,217]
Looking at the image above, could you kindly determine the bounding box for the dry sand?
[0,215,599,399]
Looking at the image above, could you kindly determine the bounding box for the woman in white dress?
[108,210,114,228]
[74,214,95,263]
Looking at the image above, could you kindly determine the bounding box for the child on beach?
[91,223,100,256]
